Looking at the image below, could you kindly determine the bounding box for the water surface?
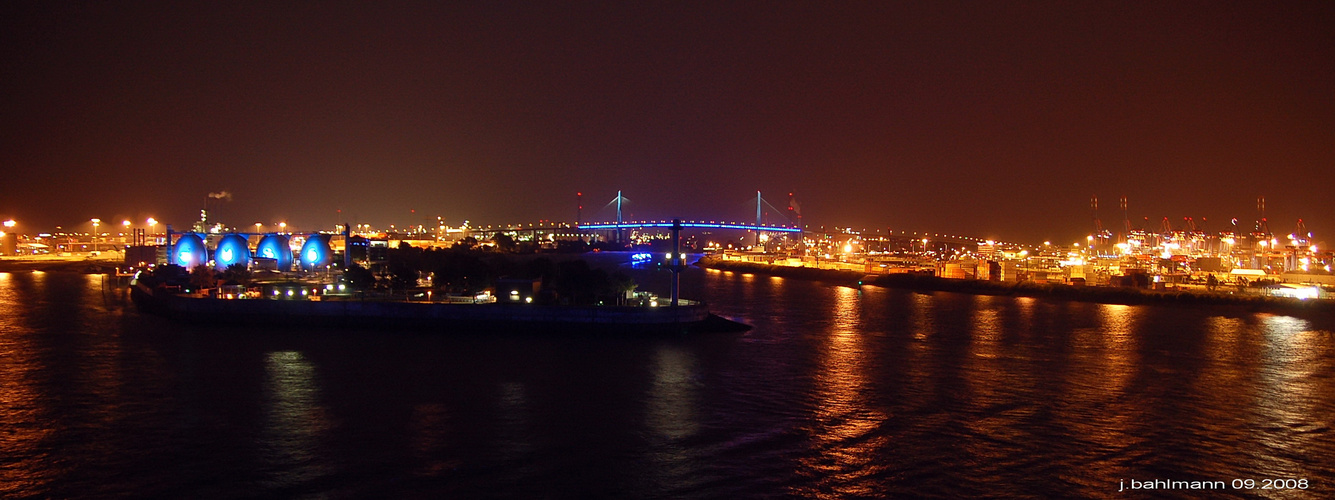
[1,269,1332,498]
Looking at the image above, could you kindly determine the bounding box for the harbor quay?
[3,211,1332,304]
[707,226,1334,302]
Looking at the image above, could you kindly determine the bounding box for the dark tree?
[431,251,491,293]
[554,239,589,253]
[388,263,419,290]
[492,233,517,253]
[453,236,479,250]
[549,260,636,305]
[343,263,376,290]
[219,263,251,285]
[394,243,425,271]
[148,264,188,285]
[189,266,216,290]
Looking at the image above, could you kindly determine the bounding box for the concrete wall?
[166,295,712,327]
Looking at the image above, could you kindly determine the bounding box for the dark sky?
[3,1,1333,243]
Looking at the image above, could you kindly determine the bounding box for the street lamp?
[255,222,263,233]
[91,219,100,252]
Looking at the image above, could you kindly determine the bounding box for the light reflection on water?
[492,381,531,461]
[260,350,331,488]
[645,344,702,492]
[1248,315,1329,480]
[792,286,888,498]
[1096,303,1141,398]
[647,345,699,442]
[0,273,53,498]
[410,403,454,476]
[1,271,1333,498]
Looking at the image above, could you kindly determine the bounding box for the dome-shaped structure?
[172,233,209,270]
[213,234,252,270]
[255,234,293,270]
[299,234,333,270]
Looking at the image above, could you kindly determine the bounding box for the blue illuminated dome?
[299,234,333,270]
[256,234,293,270]
[213,234,252,270]
[173,233,209,270]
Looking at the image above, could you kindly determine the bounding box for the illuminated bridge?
[580,218,800,306]
[464,190,805,240]
[465,221,803,240]
[578,221,802,233]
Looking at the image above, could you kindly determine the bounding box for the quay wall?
[153,291,713,332]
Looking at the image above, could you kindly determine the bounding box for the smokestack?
[204,191,233,232]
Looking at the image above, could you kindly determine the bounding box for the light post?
[255,222,263,234]
[91,219,100,252]
[279,222,287,233]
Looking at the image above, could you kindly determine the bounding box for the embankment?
[695,256,1335,315]
[0,258,121,274]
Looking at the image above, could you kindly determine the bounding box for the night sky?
[3,2,1332,243]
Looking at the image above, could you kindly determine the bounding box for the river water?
[1,265,1333,498]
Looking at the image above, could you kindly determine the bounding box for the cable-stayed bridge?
[470,190,803,239]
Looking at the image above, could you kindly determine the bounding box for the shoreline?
[0,256,123,274]
[13,255,1333,317]
[695,256,1335,316]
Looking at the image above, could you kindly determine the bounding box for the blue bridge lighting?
[579,221,802,232]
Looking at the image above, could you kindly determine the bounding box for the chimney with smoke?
[201,190,234,232]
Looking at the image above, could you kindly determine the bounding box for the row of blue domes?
[172,233,332,270]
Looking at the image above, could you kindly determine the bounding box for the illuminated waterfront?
[2,266,1332,498]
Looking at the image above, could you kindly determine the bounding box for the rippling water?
[2,268,1333,498]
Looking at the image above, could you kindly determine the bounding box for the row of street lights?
[253,222,288,233]
[82,218,160,252]
[7,216,323,256]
